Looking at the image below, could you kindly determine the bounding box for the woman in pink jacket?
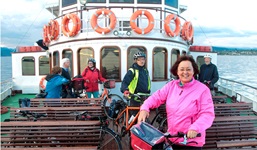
[138,55,215,149]
[81,58,106,98]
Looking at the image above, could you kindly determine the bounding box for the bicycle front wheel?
[103,94,123,120]
[98,127,122,150]
[159,118,168,133]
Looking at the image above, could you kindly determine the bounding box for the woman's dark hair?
[51,66,62,74]
[170,55,199,77]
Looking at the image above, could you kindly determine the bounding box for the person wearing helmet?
[199,54,219,95]
[81,58,106,98]
[120,52,151,109]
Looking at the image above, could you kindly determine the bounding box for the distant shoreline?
[216,50,257,55]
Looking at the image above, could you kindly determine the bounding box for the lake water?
[217,55,257,88]
[1,55,257,88]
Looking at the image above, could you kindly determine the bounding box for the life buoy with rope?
[39,76,47,89]
[62,13,81,37]
[164,14,181,37]
[91,9,116,34]
[181,21,194,41]
[48,20,59,41]
[43,25,50,44]
[130,10,154,35]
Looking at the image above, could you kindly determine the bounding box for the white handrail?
[216,77,257,112]
[0,79,13,101]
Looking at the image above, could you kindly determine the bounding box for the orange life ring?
[62,13,81,37]
[48,20,59,41]
[181,21,194,41]
[164,14,181,37]
[43,25,49,44]
[130,10,154,35]
[71,13,81,35]
[39,76,47,89]
[91,9,116,34]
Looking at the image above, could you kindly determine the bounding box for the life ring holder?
[48,20,59,41]
[39,76,47,90]
[181,21,194,41]
[91,9,117,34]
[164,14,181,37]
[130,10,154,35]
[61,13,81,37]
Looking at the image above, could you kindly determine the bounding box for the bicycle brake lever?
[187,141,198,144]
[179,134,187,145]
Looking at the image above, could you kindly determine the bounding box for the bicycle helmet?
[88,58,96,65]
[204,54,212,59]
[133,52,146,60]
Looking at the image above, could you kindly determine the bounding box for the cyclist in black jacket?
[120,52,151,108]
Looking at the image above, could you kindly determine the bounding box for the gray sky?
[1,0,257,48]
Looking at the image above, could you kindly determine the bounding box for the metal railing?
[216,77,257,103]
[0,79,13,101]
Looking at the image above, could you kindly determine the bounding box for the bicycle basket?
[103,80,115,89]
[130,122,165,150]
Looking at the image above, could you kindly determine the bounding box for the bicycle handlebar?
[164,132,201,146]
[15,109,47,121]
[164,132,201,138]
[124,93,151,101]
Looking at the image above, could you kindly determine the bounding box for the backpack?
[18,98,31,108]
[108,99,127,119]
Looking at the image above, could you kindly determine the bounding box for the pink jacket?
[140,78,215,147]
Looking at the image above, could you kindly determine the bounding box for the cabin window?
[87,0,106,3]
[78,48,94,75]
[165,0,178,8]
[171,49,179,67]
[153,48,167,80]
[119,21,130,32]
[22,56,35,75]
[53,51,59,67]
[171,49,179,78]
[101,47,120,80]
[62,50,73,77]
[138,0,161,4]
[110,0,134,3]
[127,47,147,70]
[39,56,50,75]
[196,56,205,70]
[62,0,77,7]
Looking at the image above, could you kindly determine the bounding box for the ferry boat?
[1,0,256,111]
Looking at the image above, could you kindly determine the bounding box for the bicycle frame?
[115,105,140,134]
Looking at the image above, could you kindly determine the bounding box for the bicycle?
[99,80,124,120]
[73,110,122,150]
[131,121,201,150]
[114,93,151,137]
[15,109,122,150]
[15,109,47,121]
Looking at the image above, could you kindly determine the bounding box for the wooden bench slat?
[1,146,98,150]
[216,140,257,148]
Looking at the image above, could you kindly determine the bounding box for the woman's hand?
[187,130,198,138]
[137,110,149,123]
